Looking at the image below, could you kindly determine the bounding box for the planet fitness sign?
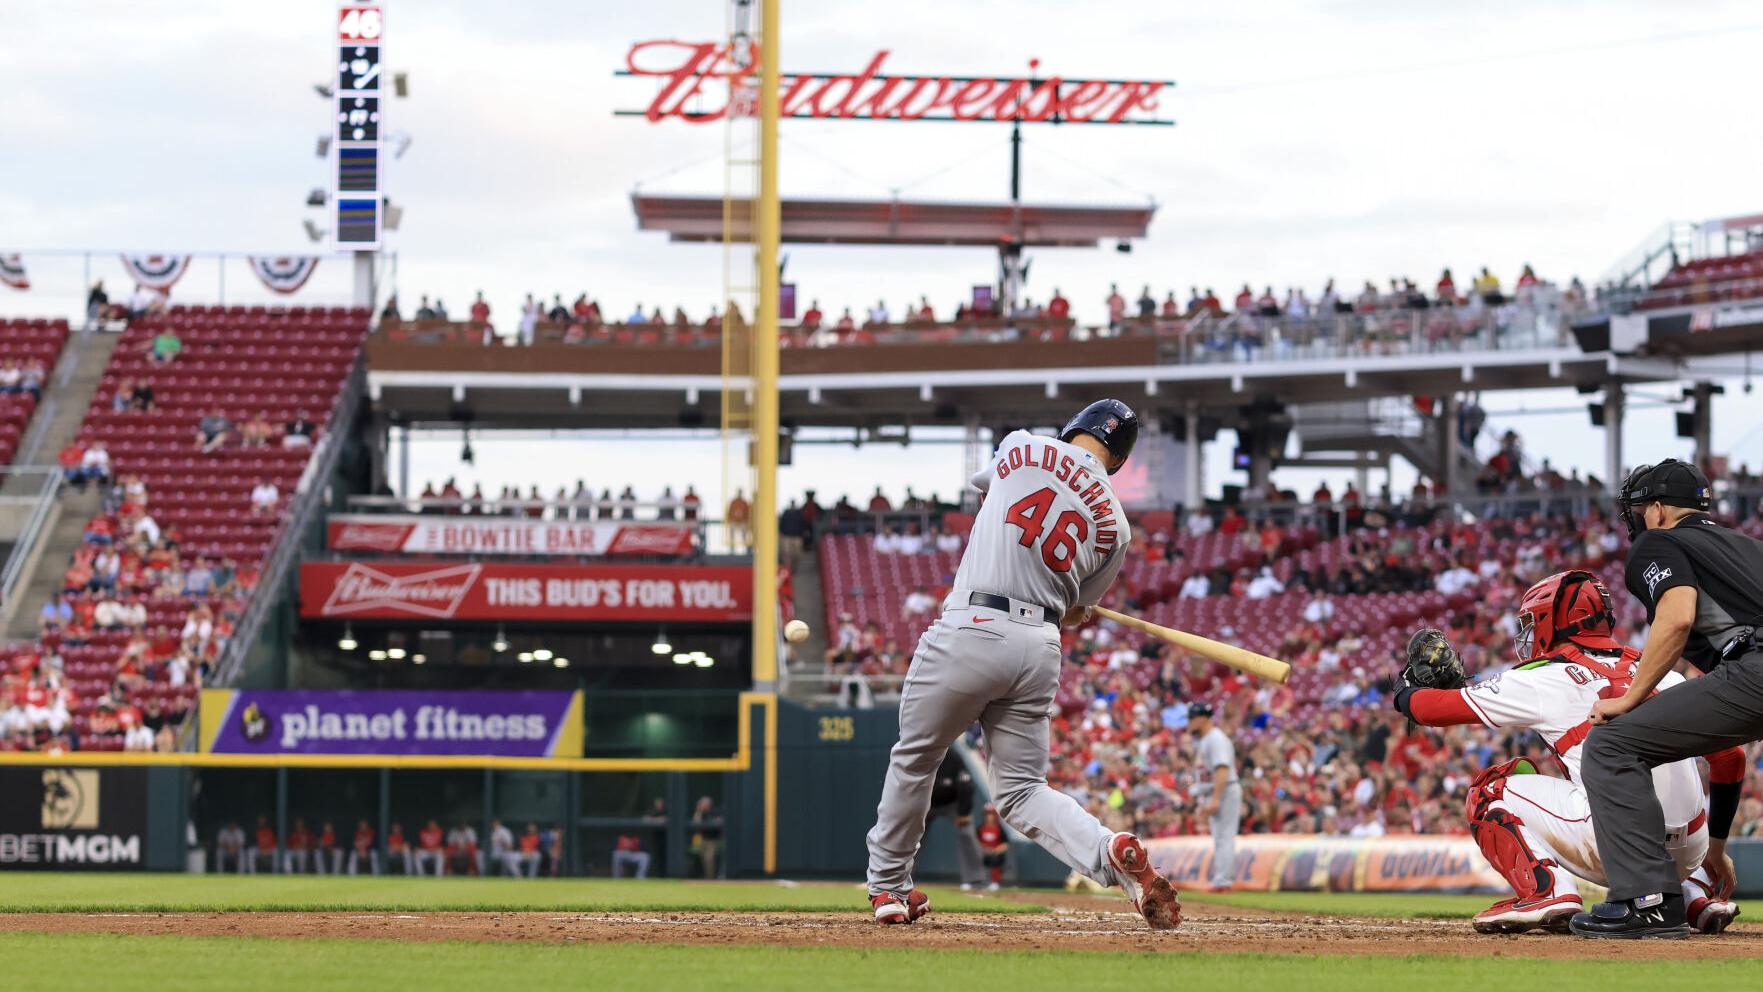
[199,689,584,758]
[618,41,1173,126]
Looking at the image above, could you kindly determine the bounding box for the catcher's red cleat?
[1472,893,1582,933]
[1107,832,1181,930]
[871,889,931,925]
[1688,896,1740,935]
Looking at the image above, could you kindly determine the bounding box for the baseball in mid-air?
[784,619,810,643]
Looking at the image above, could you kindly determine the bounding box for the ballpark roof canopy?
[631,194,1155,247]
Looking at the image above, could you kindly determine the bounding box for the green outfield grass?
[1,933,1756,992]
[0,873,1035,914]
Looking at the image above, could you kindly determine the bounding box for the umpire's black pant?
[1582,649,1763,901]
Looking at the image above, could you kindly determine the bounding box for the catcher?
[1394,568,1742,934]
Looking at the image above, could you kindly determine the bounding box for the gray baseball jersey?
[1195,728,1238,790]
[953,430,1131,613]
[867,429,1136,899]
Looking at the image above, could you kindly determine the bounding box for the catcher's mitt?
[1402,627,1467,690]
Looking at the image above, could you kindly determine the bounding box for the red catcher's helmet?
[1514,569,1621,662]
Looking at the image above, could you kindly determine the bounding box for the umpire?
[1573,459,1763,939]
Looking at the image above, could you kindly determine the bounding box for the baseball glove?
[1402,627,1467,690]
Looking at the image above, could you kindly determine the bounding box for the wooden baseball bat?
[1092,606,1292,684]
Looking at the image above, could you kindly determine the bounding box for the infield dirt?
[3,897,1756,961]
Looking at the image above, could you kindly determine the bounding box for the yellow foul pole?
[750,0,781,689]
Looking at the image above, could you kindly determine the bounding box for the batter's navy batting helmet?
[1616,458,1711,539]
[1060,399,1139,474]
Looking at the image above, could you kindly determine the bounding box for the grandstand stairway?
[0,330,119,498]
[1,487,99,640]
[784,548,830,689]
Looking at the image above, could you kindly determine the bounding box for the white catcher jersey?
[1460,656,1704,825]
[952,430,1132,615]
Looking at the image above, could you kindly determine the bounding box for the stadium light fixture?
[672,653,692,665]
[694,654,715,668]
[368,649,388,661]
[387,647,407,660]
[492,626,509,652]
[651,631,672,655]
[553,657,569,669]
[338,624,357,651]
[532,648,554,662]
[517,652,535,663]
[412,654,426,665]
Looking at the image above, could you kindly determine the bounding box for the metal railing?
[0,468,64,628]
[374,293,1590,366]
[207,357,367,692]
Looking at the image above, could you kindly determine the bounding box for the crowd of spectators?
[380,263,1586,352]
[0,472,250,753]
[408,479,706,522]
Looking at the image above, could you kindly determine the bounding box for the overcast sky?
[6,1,1763,507]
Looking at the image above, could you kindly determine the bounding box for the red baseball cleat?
[1688,896,1740,935]
[1472,893,1582,933]
[1107,832,1181,930]
[871,889,931,925]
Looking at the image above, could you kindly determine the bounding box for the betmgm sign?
[0,768,147,870]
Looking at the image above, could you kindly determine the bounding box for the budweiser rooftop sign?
[618,41,1173,126]
[300,561,751,623]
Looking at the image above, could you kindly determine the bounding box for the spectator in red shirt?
[1436,268,1457,306]
[1234,284,1254,313]
[415,819,445,876]
[611,833,651,878]
[1218,506,1245,537]
[349,820,378,876]
[517,823,544,877]
[681,485,701,521]
[800,299,823,330]
[317,821,342,875]
[1105,284,1126,329]
[284,818,312,874]
[1312,481,1333,505]
[1202,288,1223,315]
[385,822,412,875]
[1160,291,1180,317]
[1046,289,1071,319]
[867,486,892,513]
[252,816,277,874]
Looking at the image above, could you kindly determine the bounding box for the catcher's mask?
[1513,569,1620,663]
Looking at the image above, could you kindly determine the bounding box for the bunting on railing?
[0,254,26,290]
[246,256,321,295]
[118,253,191,290]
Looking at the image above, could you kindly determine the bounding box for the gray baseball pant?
[1207,783,1241,888]
[1583,649,1763,901]
[866,603,1121,895]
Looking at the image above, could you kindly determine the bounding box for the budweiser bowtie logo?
[320,563,482,618]
[608,526,693,556]
[331,521,414,551]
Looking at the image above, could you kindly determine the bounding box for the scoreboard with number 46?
[338,5,383,42]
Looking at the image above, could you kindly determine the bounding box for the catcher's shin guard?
[1466,794,1560,901]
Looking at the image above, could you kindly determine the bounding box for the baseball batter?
[865,399,1181,929]
[1395,569,1742,934]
